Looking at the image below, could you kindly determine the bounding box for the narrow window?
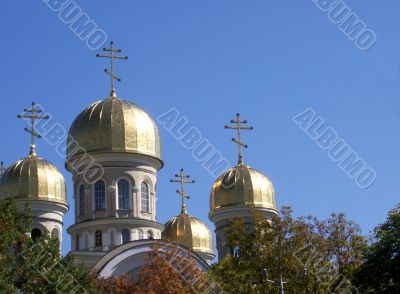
[95,230,102,247]
[141,182,150,212]
[122,228,130,244]
[118,180,130,209]
[79,185,85,215]
[94,180,106,211]
[148,230,154,240]
[76,234,80,250]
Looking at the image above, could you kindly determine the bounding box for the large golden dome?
[162,211,214,256]
[66,97,162,165]
[210,164,277,213]
[0,156,67,205]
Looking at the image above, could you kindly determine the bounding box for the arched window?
[94,180,106,211]
[122,228,130,244]
[95,230,102,247]
[141,182,150,212]
[51,228,59,240]
[31,228,42,240]
[118,179,130,209]
[79,185,85,215]
[148,230,154,240]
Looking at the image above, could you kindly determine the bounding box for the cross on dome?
[17,102,49,157]
[170,168,195,214]
[225,113,254,165]
[96,41,128,99]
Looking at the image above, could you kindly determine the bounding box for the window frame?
[117,179,131,210]
[78,185,85,216]
[140,182,150,213]
[95,230,103,247]
[121,228,130,244]
[94,180,106,211]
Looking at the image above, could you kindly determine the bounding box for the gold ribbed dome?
[210,164,276,213]
[162,212,214,256]
[0,156,67,205]
[67,98,162,165]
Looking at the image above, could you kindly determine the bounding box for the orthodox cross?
[170,169,195,214]
[17,102,49,157]
[96,41,128,98]
[225,113,253,165]
[0,162,5,176]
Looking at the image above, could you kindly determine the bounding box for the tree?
[96,274,139,294]
[305,212,366,292]
[0,198,32,292]
[1,198,212,294]
[97,243,206,294]
[353,204,400,293]
[0,198,95,293]
[208,207,366,293]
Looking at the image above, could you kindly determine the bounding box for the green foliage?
[209,207,366,294]
[0,198,95,293]
[0,198,32,293]
[353,204,400,293]
[2,197,399,293]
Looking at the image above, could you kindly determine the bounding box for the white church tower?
[66,42,164,267]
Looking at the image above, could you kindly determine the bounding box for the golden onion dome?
[0,156,67,205]
[210,164,277,213]
[162,211,214,256]
[66,97,162,166]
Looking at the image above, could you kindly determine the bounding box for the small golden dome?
[210,164,277,213]
[67,98,162,166]
[162,212,214,256]
[0,156,67,205]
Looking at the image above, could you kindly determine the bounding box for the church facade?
[0,42,278,278]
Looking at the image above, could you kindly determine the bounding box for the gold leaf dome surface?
[162,212,214,256]
[0,156,67,205]
[67,98,162,165]
[210,164,276,213]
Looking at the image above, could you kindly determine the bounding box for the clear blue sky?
[1,1,399,255]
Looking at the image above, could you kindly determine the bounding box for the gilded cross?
[170,168,195,214]
[0,162,5,176]
[96,41,128,98]
[17,102,49,157]
[225,113,253,165]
